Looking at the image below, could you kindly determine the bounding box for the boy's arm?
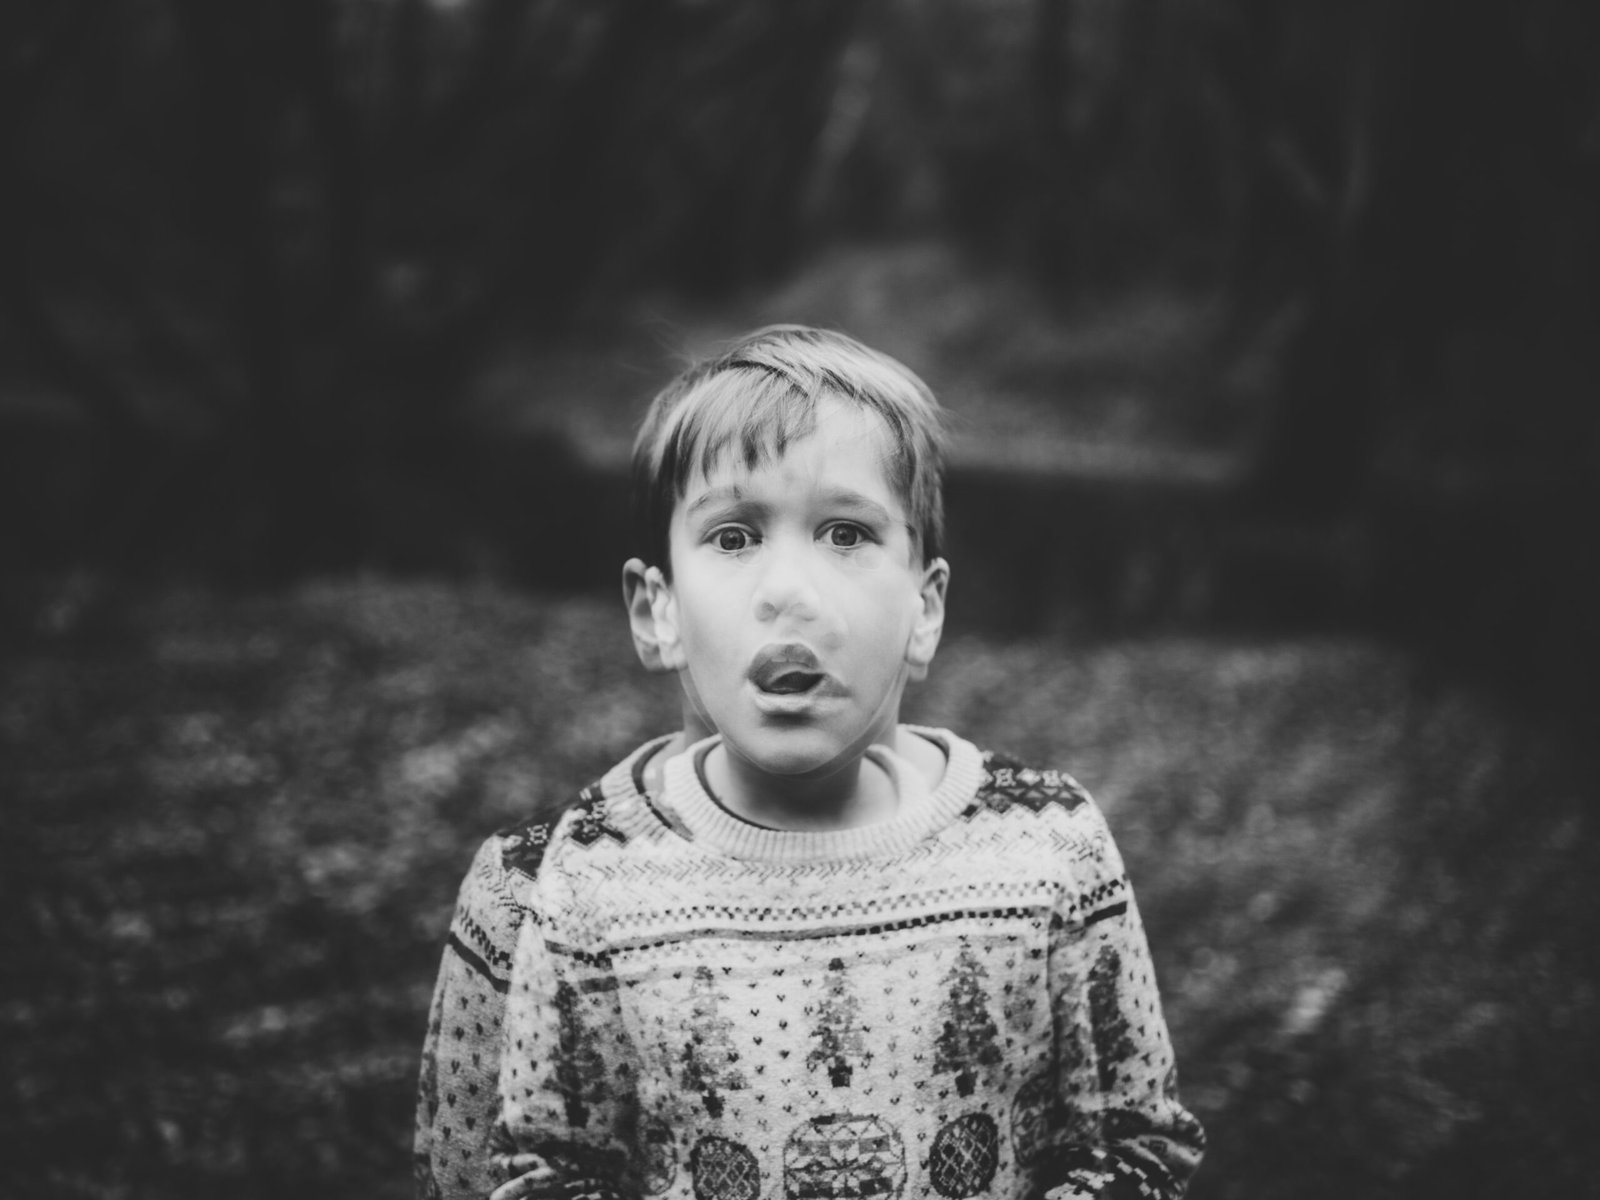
[414,833,528,1200]
[486,909,638,1200]
[1043,803,1205,1199]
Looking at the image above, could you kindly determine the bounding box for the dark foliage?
[4,0,1597,580]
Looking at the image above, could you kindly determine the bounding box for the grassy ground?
[3,580,1595,1199]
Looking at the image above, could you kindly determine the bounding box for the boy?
[415,326,1203,1200]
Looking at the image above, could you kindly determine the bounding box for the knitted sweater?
[414,729,1203,1200]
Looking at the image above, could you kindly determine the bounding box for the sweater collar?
[649,726,984,863]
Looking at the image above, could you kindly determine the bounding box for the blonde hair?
[631,325,946,575]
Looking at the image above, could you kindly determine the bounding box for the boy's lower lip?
[748,679,841,715]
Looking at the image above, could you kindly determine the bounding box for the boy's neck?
[640,713,947,827]
[704,742,898,833]
[638,704,716,794]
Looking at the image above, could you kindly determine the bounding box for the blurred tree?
[3,0,1596,617]
[1,0,861,578]
[1221,0,1600,515]
[1202,0,1600,698]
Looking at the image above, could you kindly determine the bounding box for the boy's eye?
[714,528,750,552]
[827,524,866,548]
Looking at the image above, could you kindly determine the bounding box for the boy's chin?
[723,727,871,782]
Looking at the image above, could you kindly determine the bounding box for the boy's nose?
[752,546,821,624]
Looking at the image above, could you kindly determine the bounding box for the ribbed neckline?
[640,726,983,863]
[602,733,680,841]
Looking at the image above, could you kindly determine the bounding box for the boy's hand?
[489,1151,629,1200]
[489,1155,559,1200]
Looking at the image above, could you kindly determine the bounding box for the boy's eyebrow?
[820,488,898,523]
[684,484,754,518]
[685,483,900,524]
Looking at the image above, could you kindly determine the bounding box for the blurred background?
[2,1,1597,1197]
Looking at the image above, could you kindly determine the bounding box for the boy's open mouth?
[759,668,824,695]
[749,645,827,695]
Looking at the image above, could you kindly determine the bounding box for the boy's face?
[646,396,947,784]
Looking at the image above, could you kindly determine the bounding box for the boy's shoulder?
[443,761,644,985]
[482,733,672,890]
[967,744,1096,818]
[493,777,630,881]
[957,739,1124,894]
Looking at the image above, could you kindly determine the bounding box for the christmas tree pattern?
[933,941,1002,1097]
[680,965,748,1117]
[1088,945,1136,1092]
[543,979,608,1127]
[807,957,872,1087]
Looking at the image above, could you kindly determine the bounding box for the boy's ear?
[622,557,685,673]
[905,557,949,681]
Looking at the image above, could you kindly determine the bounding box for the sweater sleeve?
[487,820,640,1200]
[1041,802,1205,1199]
[414,833,527,1200]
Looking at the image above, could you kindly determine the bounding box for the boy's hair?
[631,325,946,576]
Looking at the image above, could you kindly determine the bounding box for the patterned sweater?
[415,729,1203,1200]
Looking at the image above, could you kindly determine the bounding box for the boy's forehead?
[679,398,901,496]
